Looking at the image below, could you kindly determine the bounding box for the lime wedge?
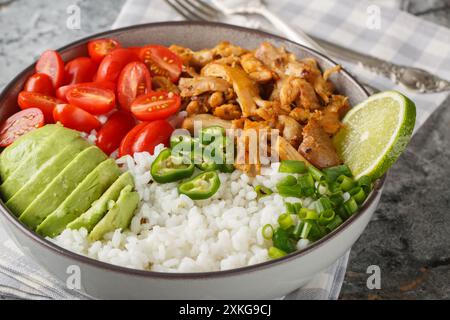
[333,91,416,180]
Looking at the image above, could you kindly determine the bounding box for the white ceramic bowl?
[0,22,383,299]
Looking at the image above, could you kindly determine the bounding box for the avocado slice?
[89,185,139,242]
[19,146,107,229]
[36,158,121,237]
[0,126,82,200]
[6,138,90,216]
[0,124,60,181]
[67,172,135,232]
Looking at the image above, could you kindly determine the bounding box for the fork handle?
[254,7,326,54]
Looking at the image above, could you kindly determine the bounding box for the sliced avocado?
[0,124,60,181]
[0,126,82,200]
[19,146,107,229]
[6,139,90,216]
[36,158,121,237]
[89,185,139,242]
[67,172,135,232]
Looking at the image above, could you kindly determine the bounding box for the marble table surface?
[0,0,449,300]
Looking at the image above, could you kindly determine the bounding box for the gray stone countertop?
[0,0,449,300]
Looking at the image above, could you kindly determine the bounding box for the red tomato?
[132,120,173,154]
[128,46,142,56]
[17,91,64,123]
[64,57,97,85]
[118,122,149,157]
[139,45,182,82]
[87,38,121,63]
[53,104,101,133]
[117,62,152,111]
[96,111,136,154]
[66,85,116,115]
[23,73,54,96]
[0,108,45,147]
[35,50,65,88]
[96,48,139,83]
[56,81,116,101]
[130,91,181,121]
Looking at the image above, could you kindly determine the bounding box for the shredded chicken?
[213,104,242,120]
[179,77,231,97]
[277,115,303,149]
[152,76,180,94]
[240,53,273,83]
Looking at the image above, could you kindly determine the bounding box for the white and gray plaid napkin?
[1,0,449,300]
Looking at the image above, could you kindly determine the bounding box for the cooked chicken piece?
[152,76,180,94]
[278,115,303,149]
[279,76,302,108]
[231,118,246,129]
[240,53,273,83]
[202,63,259,117]
[186,100,208,115]
[297,79,321,110]
[254,100,287,121]
[169,45,193,65]
[179,77,231,97]
[326,95,350,117]
[314,77,334,104]
[208,92,224,108]
[276,136,310,163]
[289,107,312,123]
[182,114,232,134]
[213,104,242,120]
[214,41,248,58]
[212,55,240,67]
[298,118,341,168]
[323,65,341,81]
[314,110,340,135]
[182,65,199,78]
[254,42,289,76]
[191,49,215,67]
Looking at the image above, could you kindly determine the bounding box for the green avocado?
[6,139,90,216]
[89,185,139,242]
[67,172,135,232]
[19,146,107,230]
[0,124,60,181]
[0,126,82,200]
[36,158,121,237]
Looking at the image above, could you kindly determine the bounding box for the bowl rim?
[0,21,384,279]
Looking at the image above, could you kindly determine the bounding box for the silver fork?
[166,0,450,94]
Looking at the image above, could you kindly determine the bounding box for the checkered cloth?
[1,0,449,300]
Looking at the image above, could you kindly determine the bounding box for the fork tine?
[187,0,221,17]
[166,0,198,21]
[172,0,212,21]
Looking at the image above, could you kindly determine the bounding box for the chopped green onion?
[325,215,343,233]
[343,197,359,216]
[255,185,273,199]
[308,222,326,241]
[298,208,319,220]
[285,202,296,214]
[314,197,333,214]
[349,187,367,204]
[318,209,336,226]
[273,228,296,253]
[279,160,307,174]
[298,174,315,197]
[329,191,344,208]
[277,175,297,187]
[277,184,302,198]
[300,221,313,239]
[268,246,287,259]
[337,175,355,192]
[336,205,349,220]
[294,202,302,214]
[307,165,324,181]
[323,165,353,183]
[261,224,274,240]
[292,221,304,239]
[278,213,295,230]
[357,175,373,194]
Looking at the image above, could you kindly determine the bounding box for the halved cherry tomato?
[23,73,54,96]
[66,85,115,115]
[96,111,136,154]
[17,91,63,123]
[88,38,121,63]
[128,46,142,56]
[117,62,152,111]
[139,45,182,83]
[35,50,65,88]
[96,48,139,83]
[118,122,148,157]
[130,91,181,121]
[53,104,101,133]
[64,57,97,85]
[56,81,116,101]
[132,120,173,154]
[0,108,45,147]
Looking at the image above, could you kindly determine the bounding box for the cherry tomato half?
[118,122,149,157]
[87,38,121,63]
[23,73,54,96]
[117,61,152,112]
[64,57,97,85]
[132,120,173,155]
[53,104,101,133]
[0,108,45,147]
[56,81,116,101]
[139,45,182,83]
[35,50,65,88]
[130,91,181,121]
[96,111,136,155]
[96,48,139,83]
[66,85,116,115]
[17,91,63,123]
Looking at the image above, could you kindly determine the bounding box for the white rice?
[51,144,314,272]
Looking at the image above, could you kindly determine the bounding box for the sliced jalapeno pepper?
[151,148,195,183]
[178,171,220,200]
[200,126,226,145]
[170,132,193,148]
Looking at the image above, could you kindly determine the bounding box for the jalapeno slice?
[200,126,226,145]
[150,148,195,183]
[178,171,220,200]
